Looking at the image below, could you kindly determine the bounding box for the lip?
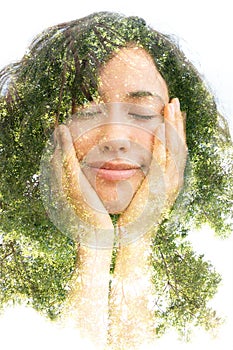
[84,161,140,181]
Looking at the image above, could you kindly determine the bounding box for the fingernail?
[173,98,180,110]
[169,104,175,119]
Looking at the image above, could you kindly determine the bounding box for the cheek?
[134,130,154,152]
[132,129,154,166]
[72,129,100,161]
[69,119,104,161]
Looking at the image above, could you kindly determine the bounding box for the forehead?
[98,46,169,103]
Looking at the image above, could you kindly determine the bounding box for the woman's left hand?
[117,98,187,244]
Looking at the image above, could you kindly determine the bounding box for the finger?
[57,124,78,168]
[164,102,178,157]
[164,99,188,199]
[56,125,87,204]
[171,98,188,175]
[164,102,179,191]
[165,99,187,170]
[58,125,93,198]
[171,98,187,152]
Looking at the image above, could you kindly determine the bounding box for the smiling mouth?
[84,161,141,181]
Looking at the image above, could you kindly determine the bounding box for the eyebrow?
[127,90,165,105]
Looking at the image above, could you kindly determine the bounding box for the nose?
[98,103,132,154]
[99,137,131,153]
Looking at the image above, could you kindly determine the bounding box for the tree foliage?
[0,12,232,337]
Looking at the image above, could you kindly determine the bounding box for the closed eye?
[76,107,104,119]
[128,113,156,120]
[127,104,164,121]
[128,113,164,122]
[81,111,102,118]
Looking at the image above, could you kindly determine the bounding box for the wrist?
[113,230,153,277]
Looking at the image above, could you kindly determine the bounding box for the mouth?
[83,160,141,181]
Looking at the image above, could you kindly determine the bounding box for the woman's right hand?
[48,126,114,347]
[41,124,114,248]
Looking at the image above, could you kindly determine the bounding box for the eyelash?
[128,113,156,120]
[77,111,102,119]
[75,109,163,121]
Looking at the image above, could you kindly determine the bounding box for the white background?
[0,0,232,349]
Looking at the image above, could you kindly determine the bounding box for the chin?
[103,200,130,215]
[97,178,143,215]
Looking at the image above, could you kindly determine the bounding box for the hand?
[40,124,114,248]
[150,97,187,209]
[117,98,187,244]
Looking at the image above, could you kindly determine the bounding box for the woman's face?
[69,46,169,214]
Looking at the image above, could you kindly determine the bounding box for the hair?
[0,11,232,335]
